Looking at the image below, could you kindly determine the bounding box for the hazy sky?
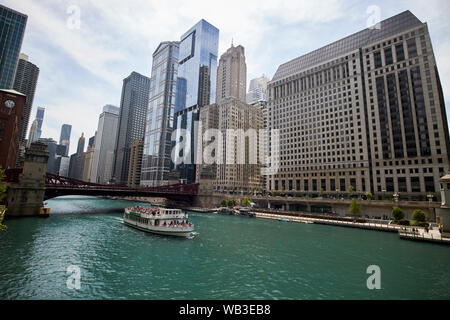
[3,0,450,155]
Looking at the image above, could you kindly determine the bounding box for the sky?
[3,0,450,156]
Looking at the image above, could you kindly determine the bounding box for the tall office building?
[13,53,39,144]
[59,124,71,156]
[172,19,219,184]
[0,5,27,89]
[91,105,120,184]
[247,74,269,104]
[27,118,38,148]
[38,137,57,173]
[216,44,247,104]
[77,132,85,155]
[128,139,144,187]
[113,72,151,185]
[35,107,44,139]
[268,11,450,200]
[197,44,264,195]
[141,41,179,187]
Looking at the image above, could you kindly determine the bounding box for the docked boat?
[217,207,235,215]
[278,218,291,222]
[237,208,256,218]
[123,206,194,238]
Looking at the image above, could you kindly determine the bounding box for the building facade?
[0,89,25,169]
[113,72,151,185]
[12,53,39,144]
[91,105,119,184]
[267,11,450,200]
[141,41,179,187]
[216,44,247,104]
[128,139,144,187]
[247,74,269,104]
[35,107,44,139]
[59,124,71,156]
[172,19,219,184]
[0,4,27,89]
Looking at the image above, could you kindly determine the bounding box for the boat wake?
[188,232,199,239]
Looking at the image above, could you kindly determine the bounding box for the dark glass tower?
[13,54,39,144]
[172,19,219,184]
[59,124,72,156]
[0,4,27,89]
[113,72,151,185]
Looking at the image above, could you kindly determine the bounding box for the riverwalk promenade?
[252,211,450,245]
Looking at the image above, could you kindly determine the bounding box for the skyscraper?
[77,132,85,155]
[59,124,72,156]
[247,74,269,104]
[27,118,38,148]
[141,41,179,187]
[172,19,219,184]
[128,139,144,188]
[0,4,27,89]
[268,11,450,200]
[216,44,247,104]
[113,72,151,185]
[91,105,120,184]
[38,137,57,174]
[35,107,44,139]
[13,53,39,144]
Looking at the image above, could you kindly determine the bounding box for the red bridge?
[5,169,199,202]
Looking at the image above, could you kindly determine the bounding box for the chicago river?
[1,196,449,299]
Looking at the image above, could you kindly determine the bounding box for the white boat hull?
[123,219,194,238]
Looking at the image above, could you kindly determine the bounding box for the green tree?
[227,199,236,208]
[392,207,405,221]
[319,188,324,197]
[348,186,355,197]
[349,199,361,216]
[242,197,251,207]
[365,192,375,200]
[220,199,228,207]
[412,209,426,222]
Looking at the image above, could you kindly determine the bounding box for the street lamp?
[427,193,433,203]
[382,189,386,201]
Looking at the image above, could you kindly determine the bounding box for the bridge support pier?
[5,142,49,217]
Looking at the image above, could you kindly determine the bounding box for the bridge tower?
[5,142,49,217]
[437,173,450,237]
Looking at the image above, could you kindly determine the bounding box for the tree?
[348,186,355,197]
[242,197,251,207]
[412,209,426,222]
[227,199,236,208]
[319,188,324,197]
[392,207,405,221]
[365,192,375,200]
[349,199,361,216]
[220,199,228,207]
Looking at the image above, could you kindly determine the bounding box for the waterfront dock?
[398,231,450,245]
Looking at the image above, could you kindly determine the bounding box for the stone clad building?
[267,11,450,200]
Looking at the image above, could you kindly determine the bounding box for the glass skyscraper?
[173,19,219,184]
[113,72,151,185]
[141,41,179,187]
[59,124,72,156]
[0,4,27,89]
[35,106,45,139]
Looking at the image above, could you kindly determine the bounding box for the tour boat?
[123,206,194,238]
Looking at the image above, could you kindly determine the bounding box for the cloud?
[2,0,450,155]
